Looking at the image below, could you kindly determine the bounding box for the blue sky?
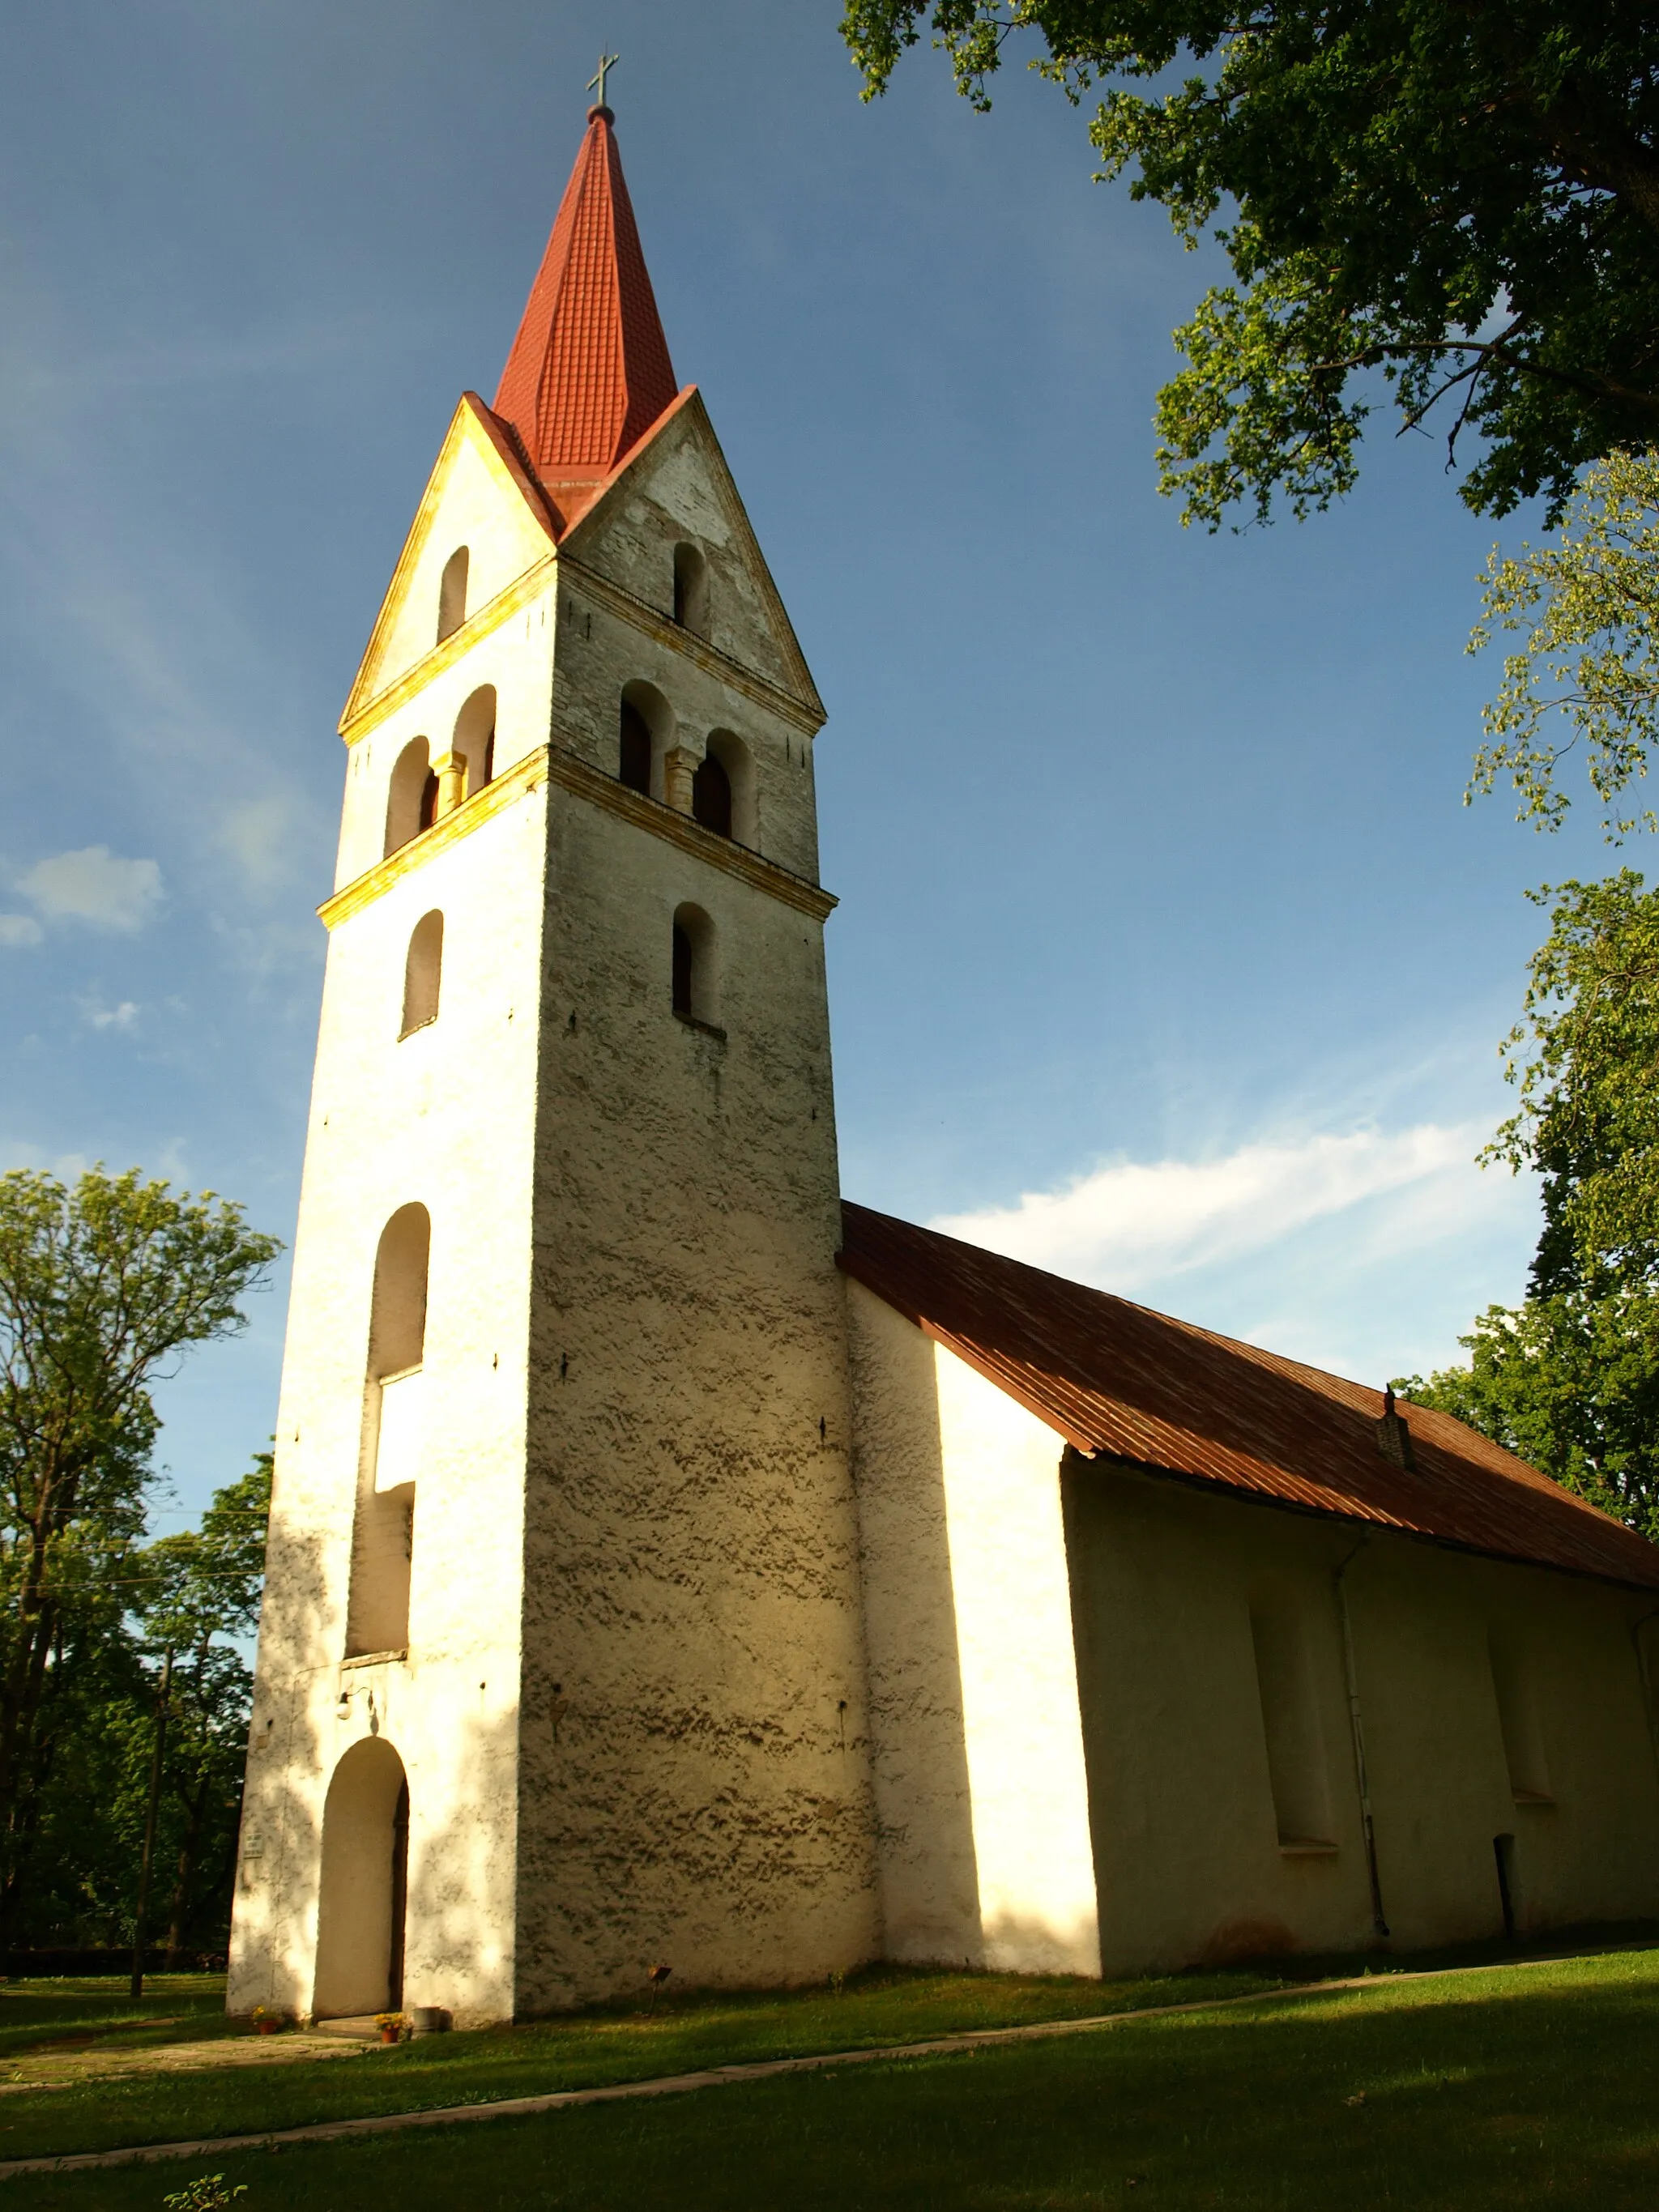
[0,0,1626,1527]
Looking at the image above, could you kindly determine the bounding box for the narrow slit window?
[692,751,732,837]
[385,738,433,858]
[672,543,709,635]
[672,905,719,1029]
[1249,1597,1335,1851]
[1489,1633,1552,1803]
[1494,1833,1519,1937]
[454,684,496,799]
[400,912,442,1036]
[437,548,468,643]
[621,700,653,794]
[348,1203,430,1658]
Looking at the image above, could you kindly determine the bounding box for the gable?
[560,391,822,718]
[343,394,557,727]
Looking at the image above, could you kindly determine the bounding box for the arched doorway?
[313,1737,409,2018]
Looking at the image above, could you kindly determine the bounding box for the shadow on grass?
[8,1948,1659,2210]
[0,1981,232,2066]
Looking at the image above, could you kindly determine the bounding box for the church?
[228,99,1659,2027]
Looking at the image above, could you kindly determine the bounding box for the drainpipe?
[1629,1605,1659,1788]
[1333,1541,1389,1940]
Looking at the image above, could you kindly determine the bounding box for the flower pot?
[379,2026,400,2044]
[254,2020,279,2036]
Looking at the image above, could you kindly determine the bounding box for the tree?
[1484,872,1659,1289]
[1397,1289,1659,1541]
[0,1170,280,1942]
[1399,872,1659,1539]
[1468,450,1659,838]
[841,1,1659,526]
[135,1454,272,1963]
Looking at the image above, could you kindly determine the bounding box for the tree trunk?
[164,1771,212,1967]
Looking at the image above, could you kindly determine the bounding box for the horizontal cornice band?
[318,742,836,929]
[544,745,838,920]
[318,748,549,929]
[339,559,559,745]
[554,553,825,736]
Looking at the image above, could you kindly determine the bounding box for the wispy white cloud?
[0,913,43,948]
[15,846,163,932]
[0,251,338,926]
[932,1123,1489,1294]
[220,793,302,889]
[79,997,141,1031]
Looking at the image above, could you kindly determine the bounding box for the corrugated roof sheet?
[838,1201,1659,1594]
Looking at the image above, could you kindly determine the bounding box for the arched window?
[401,912,442,1037]
[621,701,653,795]
[348,1202,430,1658]
[385,738,433,858]
[672,542,709,636]
[437,547,468,644]
[703,729,755,846]
[619,680,672,796]
[672,903,718,1028]
[454,684,497,798]
[692,752,732,837]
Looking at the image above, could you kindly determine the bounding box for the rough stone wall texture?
[511,427,877,2011]
[845,1283,1101,1975]
[229,444,551,2028]
[1064,1463,1659,1971]
[565,399,815,710]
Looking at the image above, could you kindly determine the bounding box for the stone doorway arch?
[313,1736,409,2019]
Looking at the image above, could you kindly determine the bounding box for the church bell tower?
[228,95,877,2023]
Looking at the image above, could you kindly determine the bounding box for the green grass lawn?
[0,1963,1282,2163]
[5,1948,1659,2210]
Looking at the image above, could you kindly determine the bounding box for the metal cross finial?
[587,52,620,109]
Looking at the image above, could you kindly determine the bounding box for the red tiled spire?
[493,104,679,497]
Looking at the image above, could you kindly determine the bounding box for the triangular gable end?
[562,388,825,724]
[341,393,561,733]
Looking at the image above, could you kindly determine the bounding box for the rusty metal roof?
[838,1201,1659,1594]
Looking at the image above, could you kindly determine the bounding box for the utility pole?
[130,1646,173,2001]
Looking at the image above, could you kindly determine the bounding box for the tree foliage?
[0,1168,279,1942]
[1483,872,1659,1291]
[1398,1290,1659,1542]
[841,0,1659,526]
[1400,873,1659,1539]
[6,1455,271,1958]
[1468,451,1659,837]
[137,1455,272,1961]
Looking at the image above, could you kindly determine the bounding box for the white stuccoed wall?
[846,1281,1102,1975]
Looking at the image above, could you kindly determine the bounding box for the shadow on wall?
[845,1284,986,1968]
[227,1522,331,2021]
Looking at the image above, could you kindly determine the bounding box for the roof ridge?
[838,1200,1659,1592]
